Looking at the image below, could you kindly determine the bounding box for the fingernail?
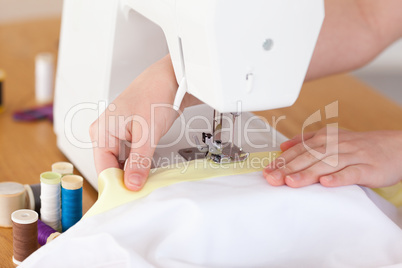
[322,175,333,182]
[128,174,143,188]
[286,174,300,182]
[268,170,282,181]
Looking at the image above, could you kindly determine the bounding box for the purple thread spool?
[37,219,60,246]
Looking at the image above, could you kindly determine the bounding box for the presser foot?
[178,140,249,164]
[207,143,249,164]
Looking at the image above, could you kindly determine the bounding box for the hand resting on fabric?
[263,128,402,188]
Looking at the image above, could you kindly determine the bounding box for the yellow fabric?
[374,182,402,207]
[84,151,281,218]
[83,150,402,218]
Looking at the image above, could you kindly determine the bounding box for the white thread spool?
[52,162,74,176]
[35,53,54,103]
[0,182,35,228]
[40,172,62,232]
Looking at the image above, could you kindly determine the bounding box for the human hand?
[90,55,200,191]
[263,128,402,188]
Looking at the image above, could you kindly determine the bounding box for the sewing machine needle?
[229,113,238,159]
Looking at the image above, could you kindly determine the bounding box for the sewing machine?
[54,0,324,188]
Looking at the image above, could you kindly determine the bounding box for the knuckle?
[274,157,287,169]
[327,140,340,153]
[338,141,352,152]
[350,166,363,184]
[314,133,327,144]
[354,149,367,160]
[281,164,295,175]
[293,143,307,155]
[333,166,362,185]
[323,154,340,168]
[330,172,341,182]
[299,170,316,181]
[303,151,319,162]
[292,133,303,141]
[89,121,98,139]
[127,152,153,170]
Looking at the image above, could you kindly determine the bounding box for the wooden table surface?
[0,18,401,267]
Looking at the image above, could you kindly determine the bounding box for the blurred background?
[0,0,401,105]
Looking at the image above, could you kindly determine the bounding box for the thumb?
[124,116,158,191]
[124,149,154,191]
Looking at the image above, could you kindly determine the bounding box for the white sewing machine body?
[54,0,324,188]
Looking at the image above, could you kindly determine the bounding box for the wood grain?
[255,75,402,138]
[0,17,401,267]
[0,18,97,266]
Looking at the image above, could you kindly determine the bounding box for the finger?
[270,127,345,172]
[267,146,329,183]
[93,147,121,174]
[263,168,286,186]
[124,149,154,191]
[319,165,370,187]
[281,126,347,153]
[124,116,157,191]
[284,153,359,188]
[280,132,316,152]
[90,119,121,174]
[265,143,332,185]
[267,137,325,171]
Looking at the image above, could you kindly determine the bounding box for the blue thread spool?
[61,175,83,232]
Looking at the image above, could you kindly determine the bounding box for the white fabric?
[22,172,402,267]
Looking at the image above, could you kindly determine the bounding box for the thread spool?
[35,53,54,104]
[40,172,62,231]
[52,162,74,176]
[29,183,41,215]
[12,209,38,265]
[24,184,35,211]
[37,219,60,246]
[0,69,5,113]
[61,175,83,231]
[0,182,35,228]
